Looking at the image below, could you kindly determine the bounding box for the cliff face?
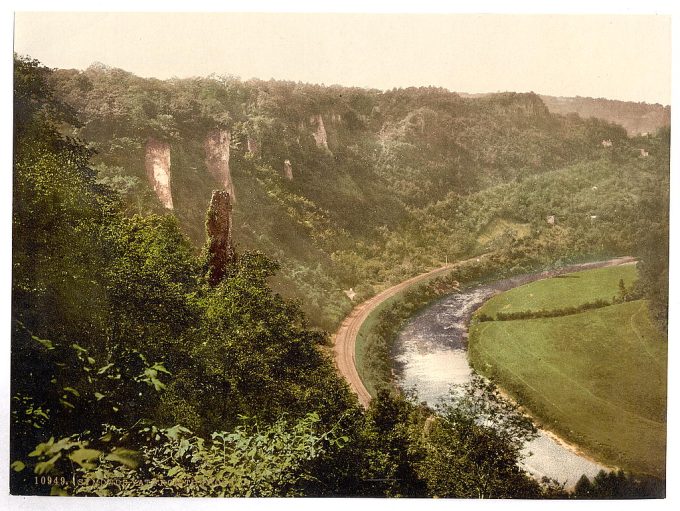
[247,137,259,155]
[283,159,293,180]
[205,130,236,201]
[310,114,328,149]
[145,138,173,209]
[205,190,235,286]
[49,66,655,331]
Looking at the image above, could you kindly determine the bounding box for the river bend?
[393,258,634,487]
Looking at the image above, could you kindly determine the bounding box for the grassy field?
[469,265,667,478]
[480,264,638,318]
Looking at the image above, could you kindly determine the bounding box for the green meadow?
[469,265,667,478]
[479,264,638,318]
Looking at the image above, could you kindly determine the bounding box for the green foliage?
[11,319,171,491]
[312,385,553,498]
[632,127,670,328]
[11,56,357,496]
[415,376,543,498]
[67,413,343,497]
[573,470,665,499]
[102,214,201,362]
[357,390,428,497]
[156,251,356,435]
[46,64,655,330]
[488,299,612,321]
[12,54,669,497]
[351,379,551,499]
[416,416,539,498]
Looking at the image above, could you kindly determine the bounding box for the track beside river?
[333,255,496,406]
[333,256,635,486]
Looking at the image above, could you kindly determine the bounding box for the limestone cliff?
[283,159,293,180]
[246,137,259,155]
[205,190,235,286]
[310,114,328,149]
[145,138,173,209]
[204,129,236,201]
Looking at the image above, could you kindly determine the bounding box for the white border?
[2,2,677,510]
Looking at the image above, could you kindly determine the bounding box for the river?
[392,258,634,487]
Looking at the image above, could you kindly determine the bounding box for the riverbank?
[333,257,484,406]
[469,263,666,479]
[392,257,639,487]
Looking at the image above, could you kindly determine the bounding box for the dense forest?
[43,61,667,330]
[11,55,668,498]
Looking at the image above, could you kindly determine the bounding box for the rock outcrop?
[145,138,173,209]
[310,114,328,149]
[205,190,235,286]
[246,137,259,155]
[283,159,293,180]
[205,129,236,201]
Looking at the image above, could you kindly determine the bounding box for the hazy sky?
[13,12,672,104]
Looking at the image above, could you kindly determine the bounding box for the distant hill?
[458,92,670,136]
[539,95,670,136]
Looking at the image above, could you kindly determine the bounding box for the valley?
[350,257,648,486]
[47,66,669,331]
[11,54,669,498]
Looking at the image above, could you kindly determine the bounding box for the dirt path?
[333,254,636,408]
[333,255,488,407]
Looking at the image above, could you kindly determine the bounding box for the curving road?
[333,255,488,407]
[332,255,636,486]
[333,255,635,409]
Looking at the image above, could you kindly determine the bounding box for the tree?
[356,390,428,497]
[64,413,346,497]
[573,470,665,499]
[414,375,542,498]
[11,56,358,496]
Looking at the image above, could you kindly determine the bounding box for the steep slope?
[145,138,173,209]
[48,65,655,329]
